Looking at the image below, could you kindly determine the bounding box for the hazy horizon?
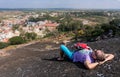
[0,0,120,9]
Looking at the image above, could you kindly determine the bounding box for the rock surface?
[0,37,120,77]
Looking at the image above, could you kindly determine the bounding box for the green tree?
[0,42,9,49]
[12,24,20,33]
[109,19,120,36]
[9,36,25,45]
[25,32,37,41]
[58,19,83,32]
[109,19,120,28]
[101,23,117,36]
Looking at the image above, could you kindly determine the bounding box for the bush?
[101,23,117,36]
[0,42,9,49]
[44,32,54,38]
[91,29,104,37]
[25,32,37,41]
[57,20,83,32]
[9,36,25,45]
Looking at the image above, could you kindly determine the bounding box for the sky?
[0,0,120,9]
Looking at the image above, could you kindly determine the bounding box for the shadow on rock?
[42,57,87,70]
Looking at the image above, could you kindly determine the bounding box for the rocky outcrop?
[0,37,119,77]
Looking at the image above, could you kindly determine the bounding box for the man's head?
[92,50,105,61]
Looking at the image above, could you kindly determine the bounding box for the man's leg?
[59,45,74,60]
[57,50,64,60]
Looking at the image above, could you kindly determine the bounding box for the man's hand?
[98,60,106,65]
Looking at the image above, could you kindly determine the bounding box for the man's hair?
[95,50,105,61]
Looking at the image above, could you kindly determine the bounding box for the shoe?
[57,57,64,61]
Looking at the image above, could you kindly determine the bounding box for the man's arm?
[105,53,114,61]
[84,60,99,70]
[98,53,114,65]
[84,53,114,69]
